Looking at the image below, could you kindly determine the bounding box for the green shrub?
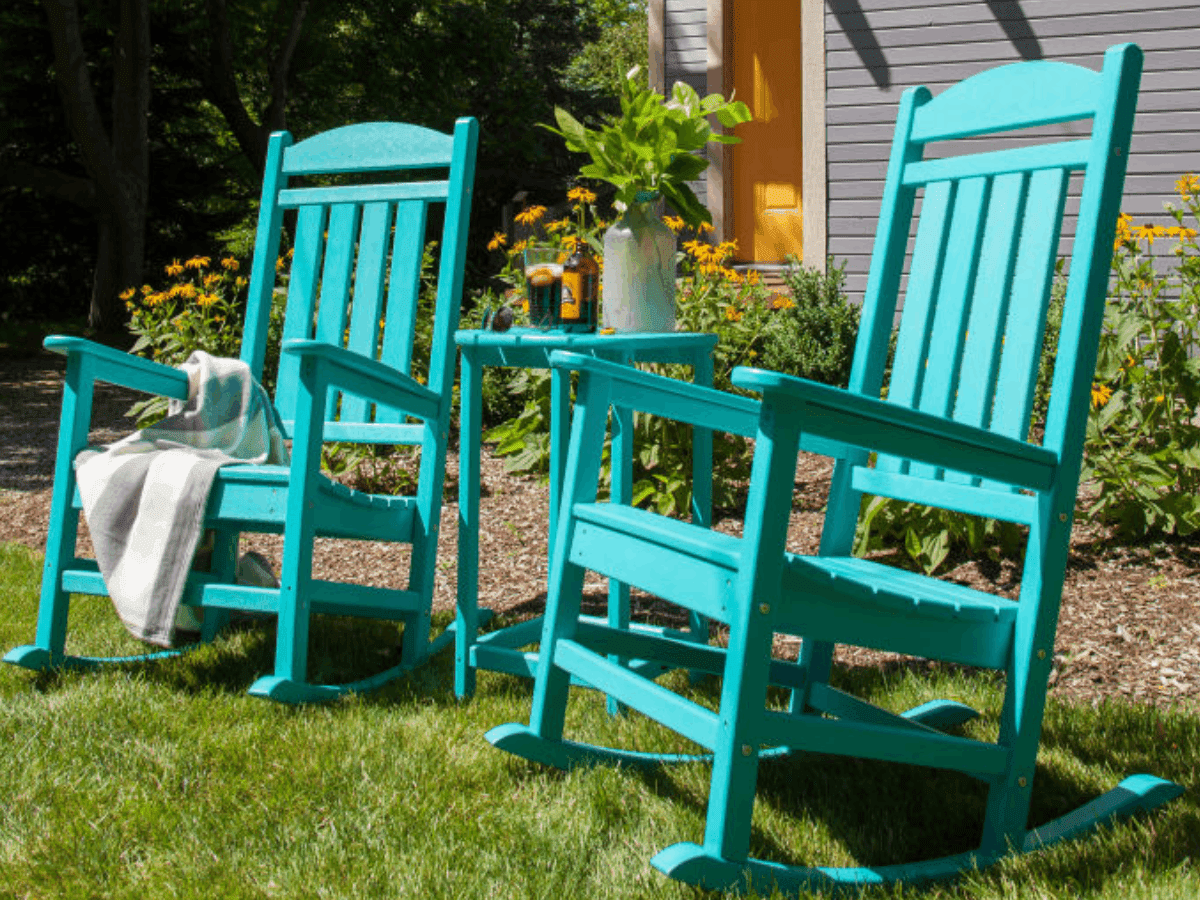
[760,256,859,387]
[1083,177,1200,538]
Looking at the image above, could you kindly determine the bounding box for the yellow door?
[731,0,803,264]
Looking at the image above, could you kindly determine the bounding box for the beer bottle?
[561,244,599,330]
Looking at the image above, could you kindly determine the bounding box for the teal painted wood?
[452,330,720,701]
[5,118,479,704]
[486,44,1184,891]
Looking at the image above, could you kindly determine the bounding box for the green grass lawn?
[1,541,1196,900]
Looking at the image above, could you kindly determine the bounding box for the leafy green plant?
[547,68,751,228]
[124,252,286,426]
[1083,176,1200,538]
[484,233,853,516]
[761,257,860,388]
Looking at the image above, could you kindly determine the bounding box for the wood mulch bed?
[2,350,1197,709]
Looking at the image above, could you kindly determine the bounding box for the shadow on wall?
[828,0,1043,91]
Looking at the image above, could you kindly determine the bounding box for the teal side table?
[454,328,718,699]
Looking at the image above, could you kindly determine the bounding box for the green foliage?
[562,0,650,100]
[124,251,284,426]
[855,496,1024,575]
[547,71,751,228]
[855,175,1200,572]
[760,256,860,388]
[1083,181,1200,538]
[483,224,862,517]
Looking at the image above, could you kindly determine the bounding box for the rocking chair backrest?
[238,119,477,445]
[837,45,1141,538]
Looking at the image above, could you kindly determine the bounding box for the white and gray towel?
[75,351,289,646]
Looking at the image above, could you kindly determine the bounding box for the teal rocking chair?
[5,118,479,703]
[488,45,1182,890]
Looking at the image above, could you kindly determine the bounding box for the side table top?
[455,328,717,352]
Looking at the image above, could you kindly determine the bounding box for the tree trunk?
[41,0,150,337]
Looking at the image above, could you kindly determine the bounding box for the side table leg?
[607,354,634,716]
[455,350,482,698]
[689,349,715,640]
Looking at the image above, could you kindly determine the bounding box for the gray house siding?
[825,1,1200,302]
[660,0,710,200]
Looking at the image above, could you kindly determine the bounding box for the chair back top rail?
[241,118,478,438]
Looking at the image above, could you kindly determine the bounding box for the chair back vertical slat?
[339,200,394,424]
[375,200,429,425]
[941,171,1027,485]
[875,179,954,475]
[273,203,328,427]
[990,167,1069,442]
[314,203,362,420]
[908,175,990,480]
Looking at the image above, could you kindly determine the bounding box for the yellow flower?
[1176,173,1199,199]
[568,186,597,205]
[599,327,616,335]
[203,273,220,287]
[514,205,547,226]
[1090,383,1113,408]
[1154,393,1165,403]
[715,240,738,262]
[179,283,198,299]
[511,239,528,254]
[745,270,761,286]
[545,218,570,234]
[696,221,714,234]
[141,284,154,295]
[771,293,796,310]
[165,259,184,277]
[185,255,210,270]
[684,239,712,262]
[276,256,288,271]
[724,305,742,322]
[119,287,136,300]
[234,276,247,289]
[220,257,239,271]
[197,293,219,308]
[663,215,686,233]
[721,267,741,283]
[487,231,508,251]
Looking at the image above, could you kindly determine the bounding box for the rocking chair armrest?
[549,350,760,438]
[733,367,1060,492]
[281,339,442,422]
[43,335,190,400]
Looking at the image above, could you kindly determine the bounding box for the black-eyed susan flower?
[567,186,597,205]
[220,257,239,271]
[1176,173,1199,199]
[514,205,547,226]
[1090,383,1113,408]
[487,231,508,251]
[185,255,210,270]
[165,260,184,277]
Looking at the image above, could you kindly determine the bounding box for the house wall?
[651,0,711,203]
[825,0,1200,301]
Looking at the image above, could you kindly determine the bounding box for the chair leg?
[5,360,93,672]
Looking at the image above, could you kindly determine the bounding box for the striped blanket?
[75,351,289,646]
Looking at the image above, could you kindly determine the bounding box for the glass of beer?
[524,247,563,327]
